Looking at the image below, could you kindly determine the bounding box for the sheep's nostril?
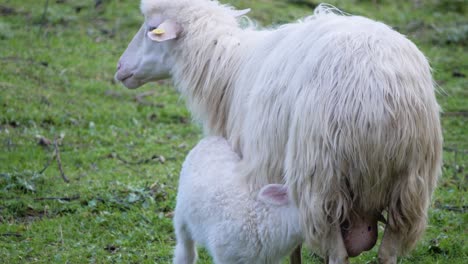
[117,61,122,71]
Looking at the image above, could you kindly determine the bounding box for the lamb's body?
[117,1,443,262]
[174,137,303,264]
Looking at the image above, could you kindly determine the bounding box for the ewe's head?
[114,0,182,89]
[115,0,250,89]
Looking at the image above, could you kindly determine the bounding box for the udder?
[341,212,379,257]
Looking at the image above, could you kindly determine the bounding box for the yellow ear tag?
[152,28,165,35]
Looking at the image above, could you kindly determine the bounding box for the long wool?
[141,0,443,255]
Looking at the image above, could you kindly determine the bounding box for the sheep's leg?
[173,223,197,264]
[377,224,399,264]
[378,169,432,264]
[290,244,302,264]
[325,224,349,264]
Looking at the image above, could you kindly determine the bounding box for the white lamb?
[173,136,303,264]
[115,1,443,263]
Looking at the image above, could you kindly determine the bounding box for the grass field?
[0,0,466,263]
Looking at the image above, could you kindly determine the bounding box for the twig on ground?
[54,138,70,183]
[34,195,80,202]
[136,91,156,99]
[0,57,35,63]
[113,153,165,165]
[59,225,64,247]
[38,152,56,175]
[0,6,17,15]
[39,0,49,32]
[1,233,22,238]
[134,91,156,106]
[442,112,468,117]
[437,205,467,213]
[443,147,468,154]
[0,57,49,67]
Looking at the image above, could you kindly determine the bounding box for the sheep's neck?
[172,29,254,137]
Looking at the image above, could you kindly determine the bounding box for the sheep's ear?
[147,19,181,42]
[258,184,290,206]
[229,8,251,18]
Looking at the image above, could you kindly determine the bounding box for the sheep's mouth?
[116,73,144,89]
[119,73,134,82]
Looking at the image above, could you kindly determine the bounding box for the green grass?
[0,0,466,263]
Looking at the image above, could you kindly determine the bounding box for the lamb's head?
[115,0,250,89]
[258,184,303,238]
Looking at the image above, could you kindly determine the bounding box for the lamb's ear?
[147,19,181,42]
[229,8,251,18]
[258,184,290,206]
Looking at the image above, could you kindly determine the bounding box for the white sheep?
[115,1,443,263]
[173,136,303,264]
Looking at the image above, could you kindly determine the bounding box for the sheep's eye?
[148,26,157,32]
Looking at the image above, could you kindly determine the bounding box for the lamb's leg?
[173,223,197,264]
[325,224,349,264]
[290,244,302,264]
